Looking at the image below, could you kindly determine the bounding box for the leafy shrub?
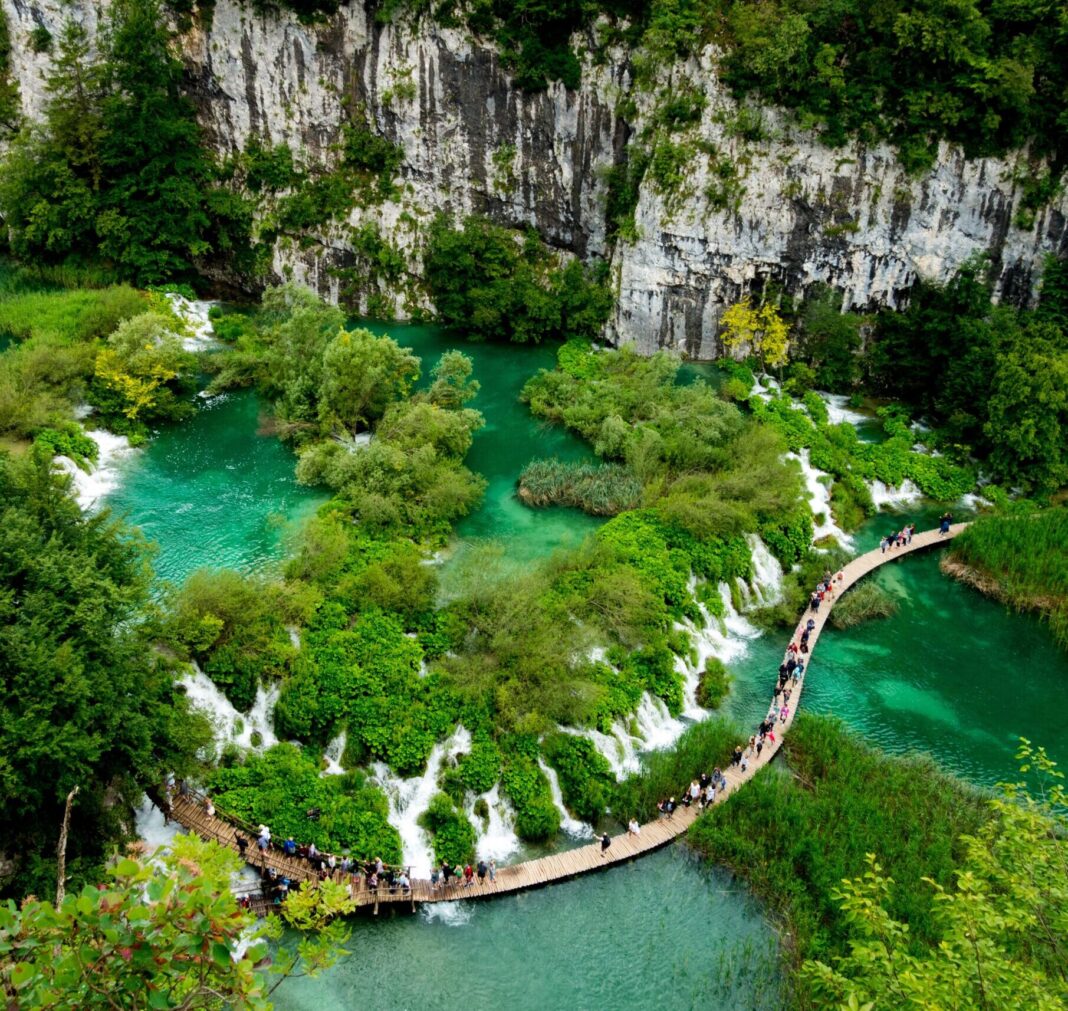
[500,747,560,841]
[696,658,732,709]
[417,792,476,866]
[542,733,615,822]
[829,581,898,630]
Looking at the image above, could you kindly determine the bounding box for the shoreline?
[939,553,1062,618]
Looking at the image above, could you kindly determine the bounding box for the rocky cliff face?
[3,0,1067,356]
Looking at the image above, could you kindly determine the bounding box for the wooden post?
[55,786,79,911]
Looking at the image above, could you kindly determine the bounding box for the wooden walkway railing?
[168,522,968,911]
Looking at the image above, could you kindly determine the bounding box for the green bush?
[542,733,615,822]
[417,792,476,866]
[695,658,732,709]
[500,748,560,841]
[829,581,898,630]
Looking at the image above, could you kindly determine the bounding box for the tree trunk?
[55,786,80,910]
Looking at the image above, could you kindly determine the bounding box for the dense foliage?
[866,259,1068,494]
[0,454,209,898]
[517,458,642,515]
[949,508,1068,652]
[425,216,613,344]
[828,580,898,630]
[0,6,258,285]
[205,743,402,862]
[688,715,993,992]
[1,835,355,1009]
[418,792,477,865]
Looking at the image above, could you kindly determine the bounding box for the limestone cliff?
[3,0,1066,356]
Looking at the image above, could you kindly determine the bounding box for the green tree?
[718,298,791,374]
[0,453,210,897]
[319,328,420,435]
[0,835,353,1009]
[425,350,480,410]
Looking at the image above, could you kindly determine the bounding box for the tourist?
[940,512,953,536]
[600,833,612,857]
[489,859,497,883]
[780,705,789,724]
[628,818,641,836]
[397,870,411,892]
[375,856,384,875]
[704,782,716,806]
[690,779,702,805]
[368,872,378,893]
[327,854,337,873]
[430,866,441,891]
[204,796,215,817]
[441,861,452,885]
[477,859,488,885]
[908,523,916,543]
[700,770,711,791]
[794,660,804,682]
[463,863,474,887]
[740,748,749,773]
[307,842,318,863]
[810,591,820,612]
[257,827,271,854]
[235,834,248,858]
[880,535,889,554]
[283,837,296,857]
[755,737,764,757]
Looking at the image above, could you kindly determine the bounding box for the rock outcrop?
[3,0,1066,355]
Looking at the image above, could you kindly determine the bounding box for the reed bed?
[829,581,898,629]
[517,457,642,516]
[950,509,1068,651]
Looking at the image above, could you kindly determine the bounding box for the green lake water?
[101,323,1066,1008]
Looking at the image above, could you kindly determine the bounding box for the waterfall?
[135,794,182,853]
[165,293,219,351]
[54,429,136,512]
[464,784,522,863]
[371,725,472,876]
[819,392,869,426]
[869,478,924,510]
[743,534,784,607]
[789,448,853,547]
[538,760,594,839]
[179,664,278,756]
[323,731,347,775]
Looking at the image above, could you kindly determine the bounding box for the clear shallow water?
[362,322,604,570]
[273,848,781,1011]
[103,390,325,586]
[724,509,1068,788]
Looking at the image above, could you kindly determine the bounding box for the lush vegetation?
[425,216,613,344]
[0,6,259,285]
[695,656,732,708]
[523,340,810,552]
[949,508,1068,652]
[205,743,402,862]
[1,835,355,1009]
[418,792,476,866]
[688,715,994,994]
[862,258,1068,495]
[0,453,210,898]
[517,458,642,515]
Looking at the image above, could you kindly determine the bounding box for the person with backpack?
[600,833,612,857]
[477,859,488,885]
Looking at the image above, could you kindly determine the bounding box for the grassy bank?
[687,715,992,989]
[947,509,1068,652]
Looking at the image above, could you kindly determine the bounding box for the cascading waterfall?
[371,725,472,876]
[323,731,347,775]
[869,478,925,510]
[819,392,870,426]
[54,430,137,512]
[741,534,784,608]
[789,448,852,547]
[538,760,594,838]
[464,784,522,862]
[179,663,279,756]
[135,794,182,853]
[165,293,219,351]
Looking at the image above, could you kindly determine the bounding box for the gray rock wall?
[2,0,1066,355]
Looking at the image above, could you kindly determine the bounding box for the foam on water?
[55,430,137,512]
[421,902,474,927]
[538,759,594,839]
[372,726,472,876]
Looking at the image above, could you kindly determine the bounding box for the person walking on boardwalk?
[489,859,497,883]
[441,861,452,886]
[463,863,474,887]
[628,818,641,836]
[940,512,953,536]
[600,833,612,857]
[477,859,488,885]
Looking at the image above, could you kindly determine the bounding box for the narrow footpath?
[169,522,968,911]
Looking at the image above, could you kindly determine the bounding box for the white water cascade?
[54,429,137,512]
[371,726,472,877]
[135,794,182,854]
[819,392,870,427]
[464,784,522,863]
[538,760,594,839]
[165,293,219,351]
[742,534,784,608]
[323,731,347,775]
[179,663,279,755]
[869,478,925,510]
[789,448,852,547]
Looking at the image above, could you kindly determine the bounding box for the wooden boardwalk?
[169,522,968,911]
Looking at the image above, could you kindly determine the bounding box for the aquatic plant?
[518,458,642,516]
[828,581,898,630]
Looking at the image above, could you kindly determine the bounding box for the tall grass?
[0,286,146,345]
[688,714,992,989]
[611,717,741,821]
[517,457,642,515]
[829,580,898,629]
[950,509,1068,651]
